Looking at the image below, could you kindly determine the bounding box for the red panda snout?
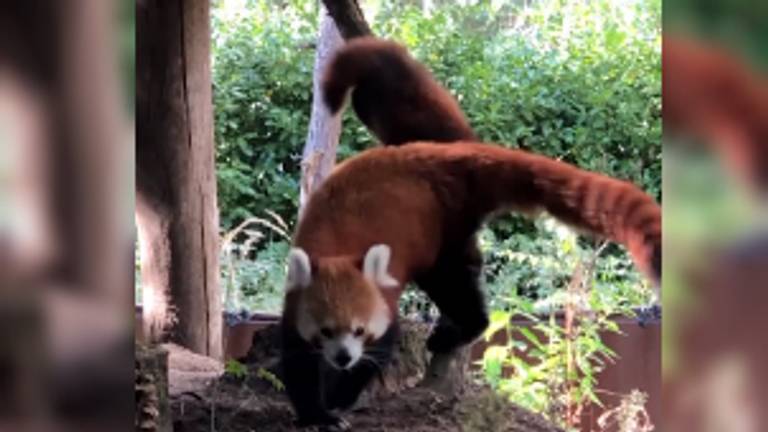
[285,245,400,367]
[321,331,365,369]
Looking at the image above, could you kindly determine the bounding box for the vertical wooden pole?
[136,0,222,359]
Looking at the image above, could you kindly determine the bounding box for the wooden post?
[136,0,223,359]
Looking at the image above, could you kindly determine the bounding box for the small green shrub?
[225,359,249,380]
[479,219,654,430]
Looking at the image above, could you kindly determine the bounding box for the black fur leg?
[425,316,463,354]
[325,358,381,411]
[283,322,399,429]
[281,324,336,427]
[418,241,489,355]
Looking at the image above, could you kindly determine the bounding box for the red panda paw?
[294,413,350,431]
[320,416,351,432]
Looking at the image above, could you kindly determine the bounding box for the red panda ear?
[363,244,399,288]
[286,248,311,291]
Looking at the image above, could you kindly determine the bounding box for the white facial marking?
[363,244,399,288]
[323,332,363,370]
[286,248,311,291]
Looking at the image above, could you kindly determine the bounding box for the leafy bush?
[211,1,316,229]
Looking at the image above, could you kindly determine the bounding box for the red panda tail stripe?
[484,148,661,285]
[543,166,660,285]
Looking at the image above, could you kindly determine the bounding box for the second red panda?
[322,37,477,145]
[281,142,661,428]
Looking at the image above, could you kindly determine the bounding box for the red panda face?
[285,245,399,369]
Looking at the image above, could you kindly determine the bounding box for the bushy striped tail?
[472,145,661,285]
[535,166,661,284]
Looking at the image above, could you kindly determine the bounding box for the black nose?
[334,350,352,368]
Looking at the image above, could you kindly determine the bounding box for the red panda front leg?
[280,323,350,430]
[416,241,489,391]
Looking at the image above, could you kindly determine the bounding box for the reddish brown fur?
[302,257,380,331]
[664,36,768,193]
[289,142,661,315]
[322,37,477,145]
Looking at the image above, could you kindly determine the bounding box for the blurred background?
[0,0,134,430]
[663,0,768,430]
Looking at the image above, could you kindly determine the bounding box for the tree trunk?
[136,0,223,360]
[136,344,172,432]
[299,5,345,213]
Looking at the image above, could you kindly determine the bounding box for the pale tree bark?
[299,4,345,213]
[136,0,223,360]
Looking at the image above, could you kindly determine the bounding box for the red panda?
[280,141,661,428]
[322,37,477,145]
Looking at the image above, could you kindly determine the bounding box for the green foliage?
[220,211,292,313]
[480,218,653,306]
[211,2,317,229]
[225,359,249,379]
[256,367,286,391]
[224,360,285,392]
[479,220,653,429]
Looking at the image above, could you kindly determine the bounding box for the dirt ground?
[167,326,563,432]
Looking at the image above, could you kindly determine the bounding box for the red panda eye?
[320,327,333,338]
[354,327,365,337]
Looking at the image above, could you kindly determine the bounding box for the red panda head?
[285,244,399,370]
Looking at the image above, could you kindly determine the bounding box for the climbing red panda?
[280,141,661,428]
[322,37,477,145]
